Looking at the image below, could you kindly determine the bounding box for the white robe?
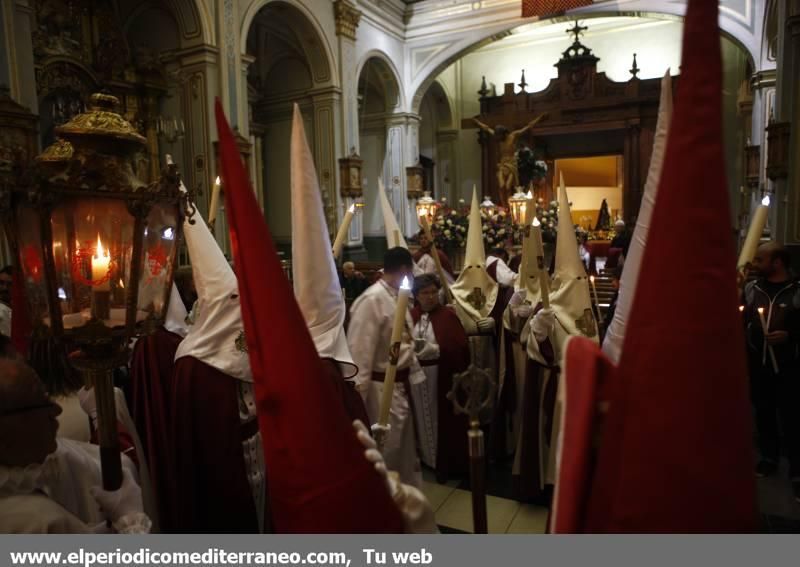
[410,313,438,468]
[0,439,144,533]
[416,252,455,285]
[348,280,425,487]
[487,256,518,287]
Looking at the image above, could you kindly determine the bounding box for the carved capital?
[334,0,361,41]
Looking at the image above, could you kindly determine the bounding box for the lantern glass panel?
[50,198,135,328]
[137,203,179,321]
[16,205,51,326]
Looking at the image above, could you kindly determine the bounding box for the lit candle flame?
[119,279,125,289]
[739,305,744,312]
[762,196,770,206]
[215,176,221,186]
[94,235,109,260]
[348,204,356,214]
[590,275,595,283]
[532,217,541,227]
[758,307,764,314]
[401,276,411,290]
[526,191,533,199]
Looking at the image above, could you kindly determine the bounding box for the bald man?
[0,358,150,533]
[743,242,800,500]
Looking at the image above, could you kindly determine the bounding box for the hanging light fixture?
[508,189,530,226]
[480,195,496,217]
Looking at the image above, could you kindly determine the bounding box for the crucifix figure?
[472,113,547,205]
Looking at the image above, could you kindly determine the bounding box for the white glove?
[508,289,527,307]
[477,317,495,334]
[352,420,438,534]
[90,468,151,534]
[416,341,440,361]
[353,420,397,497]
[78,387,99,428]
[512,303,534,320]
[530,307,555,343]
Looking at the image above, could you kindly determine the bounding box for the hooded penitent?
[173,193,251,382]
[163,284,189,338]
[215,99,404,533]
[550,0,757,533]
[450,188,499,322]
[602,71,673,364]
[290,104,355,375]
[550,174,598,343]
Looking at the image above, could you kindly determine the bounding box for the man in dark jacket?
[743,242,800,500]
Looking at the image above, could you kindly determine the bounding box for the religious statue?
[472,113,547,205]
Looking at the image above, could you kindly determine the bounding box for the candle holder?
[0,93,195,490]
[447,352,497,534]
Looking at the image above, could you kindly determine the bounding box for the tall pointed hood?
[214,100,404,533]
[602,71,673,364]
[378,178,407,249]
[450,187,498,321]
[550,175,597,340]
[551,0,757,533]
[290,104,355,376]
[518,197,541,301]
[163,283,189,338]
[173,181,251,382]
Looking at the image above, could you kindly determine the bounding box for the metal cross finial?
[518,69,528,93]
[567,21,588,43]
[629,53,640,78]
[478,76,490,99]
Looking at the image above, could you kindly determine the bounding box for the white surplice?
[410,313,438,468]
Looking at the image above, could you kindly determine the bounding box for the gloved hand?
[508,288,527,307]
[353,420,397,498]
[416,341,440,361]
[512,303,534,320]
[352,420,438,534]
[476,317,495,334]
[78,387,98,427]
[530,307,555,343]
[90,468,151,534]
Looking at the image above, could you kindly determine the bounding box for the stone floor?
[423,457,800,533]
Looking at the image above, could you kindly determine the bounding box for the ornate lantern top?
[415,191,439,225]
[56,93,147,147]
[36,138,74,164]
[508,189,531,226]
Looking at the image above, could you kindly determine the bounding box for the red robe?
[411,304,471,478]
[129,327,183,531]
[170,357,260,533]
[413,247,455,278]
[320,358,370,428]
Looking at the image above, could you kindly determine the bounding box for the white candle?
[92,235,110,291]
[332,204,356,260]
[531,217,550,308]
[208,176,222,227]
[738,196,770,270]
[378,276,412,426]
[590,275,602,323]
[757,307,780,374]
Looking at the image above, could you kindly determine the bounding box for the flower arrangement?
[534,198,559,243]
[516,147,548,188]
[423,204,470,250]
[480,206,513,248]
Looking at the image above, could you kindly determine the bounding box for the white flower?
[444,229,451,236]
[498,228,505,236]
[482,225,488,232]
[537,198,544,204]
[450,210,457,216]
[458,226,465,232]
[550,200,558,208]
[446,219,453,226]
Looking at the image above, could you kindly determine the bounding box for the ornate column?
[334,0,364,256]
[774,1,800,252]
[385,112,422,239]
[312,88,344,238]
[436,129,459,204]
